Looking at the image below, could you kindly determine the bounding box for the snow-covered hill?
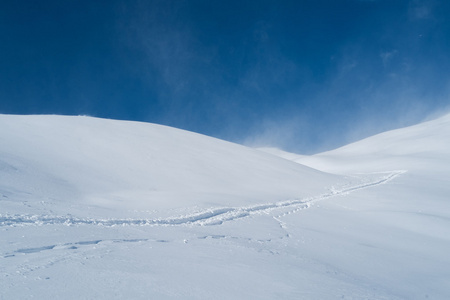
[1,114,450,299]
[296,113,450,174]
[0,114,343,219]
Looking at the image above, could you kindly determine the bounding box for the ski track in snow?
[2,235,279,259]
[3,238,151,258]
[0,171,405,228]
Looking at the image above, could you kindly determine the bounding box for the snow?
[0,115,343,217]
[1,113,450,299]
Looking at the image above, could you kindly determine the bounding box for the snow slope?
[0,114,344,218]
[295,113,450,174]
[1,114,450,299]
[262,113,450,299]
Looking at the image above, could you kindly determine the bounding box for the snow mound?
[268,113,450,175]
[0,114,341,217]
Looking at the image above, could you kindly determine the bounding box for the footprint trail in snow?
[0,171,405,228]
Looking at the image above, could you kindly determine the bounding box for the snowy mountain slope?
[260,113,450,298]
[279,113,450,174]
[0,114,347,219]
[1,114,450,299]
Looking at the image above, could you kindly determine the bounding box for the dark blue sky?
[1,0,450,153]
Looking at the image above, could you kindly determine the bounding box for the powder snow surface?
[1,114,450,299]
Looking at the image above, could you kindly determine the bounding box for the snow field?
[1,113,450,299]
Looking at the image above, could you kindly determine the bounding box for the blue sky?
[1,0,450,153]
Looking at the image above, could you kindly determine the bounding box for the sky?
[1,0,450,154]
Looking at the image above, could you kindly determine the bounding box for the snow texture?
[1,114,450,299]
